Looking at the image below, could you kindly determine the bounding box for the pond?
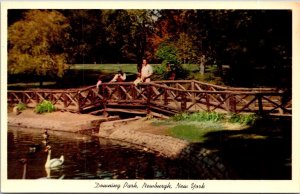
[7,127,199,179]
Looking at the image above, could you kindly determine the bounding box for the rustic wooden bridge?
[8,80,292,116]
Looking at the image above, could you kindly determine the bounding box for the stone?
[12,106,20,115]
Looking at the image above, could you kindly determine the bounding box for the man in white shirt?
[141,59,153,82]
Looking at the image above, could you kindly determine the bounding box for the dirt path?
[8,109,118,132]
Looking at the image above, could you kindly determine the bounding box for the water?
[7,127,197,179]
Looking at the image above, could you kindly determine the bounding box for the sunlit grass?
[151,111,259,143]
[168,122,222,143]
[7,82,56,87]
[71,64,134,74]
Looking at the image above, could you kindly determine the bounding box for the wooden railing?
[7,80,292,116]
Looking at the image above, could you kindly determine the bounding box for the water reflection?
[8,127,198,179]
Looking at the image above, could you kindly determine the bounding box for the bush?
[172,112,225,122]
[228,113,258,125]
[154,42,189,80]
[171,111,258,125]
[16,102,26,111]
[35,100,56,114]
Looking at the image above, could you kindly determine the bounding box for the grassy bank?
[152,112,259,143]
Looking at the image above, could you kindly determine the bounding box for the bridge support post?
[206,93,210,111]
[191,81,196,104]
[257,95,264,116]
[146,85,152,114]
[62,93,66,108]
[164,89,168,106]
[229,94,237,113]
[181,92,187,111]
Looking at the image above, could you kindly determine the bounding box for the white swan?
[38,167,65,179]
[45,146,64,168]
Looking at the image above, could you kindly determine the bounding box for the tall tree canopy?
[8,9,291,87]
[8,10,70,85]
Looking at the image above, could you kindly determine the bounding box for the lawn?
[70,64,138,75]
[8,64,141,89]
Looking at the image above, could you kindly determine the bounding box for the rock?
[12,106,20,115]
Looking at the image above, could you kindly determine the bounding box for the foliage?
[8,9,291,88]
[172,112,225,122]
[171,111,258,125]
[154,43,188,80]
[155,43,180,64]
[101,10,155,69]
[8,10,70,85]
[16,103,26,111]
[176,32,198,64]
[228,113,259,125]
[35,100,56,114]
[63,10,105,64]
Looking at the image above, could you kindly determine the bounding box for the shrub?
[171,111,258,125]
[35,100,56,114]
[228,113,258,125]
[154,42,189,80]
[16,102,26,111]
[172,112,225,122]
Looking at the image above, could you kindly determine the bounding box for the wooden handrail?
[7,80,291,116]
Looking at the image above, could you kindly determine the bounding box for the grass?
[8,82,56,88]
[152,111,259,143]
[172,112,225,122]
[8,63,224,89]
[71,64,138,74]
[172,112,258,125]
[16,102,27,111]
[168,122,223,142]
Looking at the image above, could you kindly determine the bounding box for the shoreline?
[7,109,189,158]
[7,109,234,179]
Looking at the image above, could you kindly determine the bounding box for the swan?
[38,167,65,179]
[45,145,64,168]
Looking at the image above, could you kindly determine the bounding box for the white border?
[1,1,300,193]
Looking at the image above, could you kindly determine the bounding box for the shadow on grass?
[179,116,291,179]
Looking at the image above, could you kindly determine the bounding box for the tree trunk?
[39,76,43,87]
[200,63,205,75]
[199,55,206,75]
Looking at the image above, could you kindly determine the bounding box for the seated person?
[96,76,102,88]
[133,73,142,86]
[110,70,126,82]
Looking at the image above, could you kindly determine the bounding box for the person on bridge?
[96,75,102,88]
[140,59,153,82]
[110,70,126,82]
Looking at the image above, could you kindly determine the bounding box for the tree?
[176,32,196,64]
[62,10,106,64]
[102,10,155,70]
[8,10,70,86]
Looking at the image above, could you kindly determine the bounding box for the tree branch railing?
[7,80,292,116]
